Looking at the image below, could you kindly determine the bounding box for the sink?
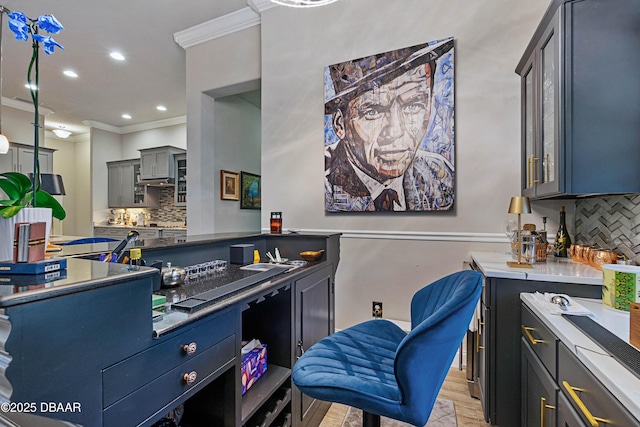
[240,263,288,272]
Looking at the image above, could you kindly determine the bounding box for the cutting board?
[631,302,640,350]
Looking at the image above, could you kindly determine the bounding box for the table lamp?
[507,196,533,268]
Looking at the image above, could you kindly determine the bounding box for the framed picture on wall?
[240,171,261,209]
[220,170,240,201]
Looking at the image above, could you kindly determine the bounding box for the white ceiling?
[0,0,250,137]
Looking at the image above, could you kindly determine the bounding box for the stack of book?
[0,257,67,275]
[12,222,46,263]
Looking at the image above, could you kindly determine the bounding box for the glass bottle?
[553,206,571,258]
[270,212,282,234]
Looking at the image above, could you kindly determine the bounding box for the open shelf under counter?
[242,364,292,425]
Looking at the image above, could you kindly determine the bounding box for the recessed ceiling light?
[156,105,167,111]
[24,83,38,90]
[63,70,78,78]
[110,52,125,61]
[122,114,132,119]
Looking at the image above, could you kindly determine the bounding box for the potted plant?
[0,172,66,261]
[0,9,65,261]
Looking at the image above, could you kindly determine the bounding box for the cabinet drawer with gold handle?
[522,306,557,379]
[558,342,636,427]
[103,334,235,427]
[103,309,234,407]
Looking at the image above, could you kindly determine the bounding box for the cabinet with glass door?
[516,0,640,199]
[174,154,186,206]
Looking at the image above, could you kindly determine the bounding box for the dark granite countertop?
[0,258,158,308]
[152,261,325,337]
[56,230,340,259]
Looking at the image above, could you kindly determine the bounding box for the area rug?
[341,399,456,427]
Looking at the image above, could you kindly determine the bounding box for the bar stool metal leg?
[363,411,380,427]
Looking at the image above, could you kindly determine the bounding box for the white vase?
[0,207,52,262]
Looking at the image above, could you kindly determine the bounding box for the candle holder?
[506,196,533,269]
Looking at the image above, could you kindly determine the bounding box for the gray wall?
[183,0,559,328]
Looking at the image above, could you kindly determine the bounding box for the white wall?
[121,124,186,159]
[213,95,261,231]
[91,128,123,225]
[182,0,561,328]
[185,26,262,234]
[187,0,572,328]
[256,0,554,327]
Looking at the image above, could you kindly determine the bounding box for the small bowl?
[300,250,325,262]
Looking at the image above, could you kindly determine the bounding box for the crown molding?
[174,7,261,49]
[1,96,54,115]
[83,116,186,135]
[248,0,278,13]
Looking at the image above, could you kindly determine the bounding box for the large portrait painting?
[324,37,455,212]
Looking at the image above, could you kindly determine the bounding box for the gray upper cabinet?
[139,146,185,180]
[516,0,640,199]
[0,143,54,175]
[107,159,158,208]
[174,153,186,206]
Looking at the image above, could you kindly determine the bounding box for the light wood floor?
[318,367,489,427]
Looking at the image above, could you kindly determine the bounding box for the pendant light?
[270,0,339,7]
[0,6,9,154]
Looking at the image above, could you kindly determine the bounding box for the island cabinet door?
[4,277,153,427]
[292,265,334,427]
[521,338,558,427]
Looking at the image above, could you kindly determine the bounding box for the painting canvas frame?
[240,171,261,209]
[323,37,456,213]
[220,170,240,201]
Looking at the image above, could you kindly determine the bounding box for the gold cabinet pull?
[521,325,545,345]
[530,155,540,185]
[540,397,555,427]
[183,371,197,386]
[562,381,611,426]
[183,342,197,356]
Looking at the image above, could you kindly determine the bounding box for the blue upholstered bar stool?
[292,270,482,427]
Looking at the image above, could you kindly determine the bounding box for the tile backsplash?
[152,187,186,224]
[575,194,640,263]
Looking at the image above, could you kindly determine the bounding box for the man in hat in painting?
[324,38,455,212]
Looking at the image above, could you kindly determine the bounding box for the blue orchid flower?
[7,12,30,41]
[4,11,64,53]
[37,15,64,34]
[32,34,64,54]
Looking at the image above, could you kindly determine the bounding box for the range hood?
[138,177,175,186]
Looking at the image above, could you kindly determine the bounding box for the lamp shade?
[30,173,66,195]
[507,196,531,215]
[0,134,8,154]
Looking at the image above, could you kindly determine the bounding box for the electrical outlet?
[372,301,383,318]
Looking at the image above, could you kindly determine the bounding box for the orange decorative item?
[588,249,617,270]
[270,212,282,234]
[300,250,325,262]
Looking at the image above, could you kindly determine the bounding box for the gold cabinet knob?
[183,371,197,386]
[183,342,197,356]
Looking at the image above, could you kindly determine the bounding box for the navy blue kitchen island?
[0,232,340,427]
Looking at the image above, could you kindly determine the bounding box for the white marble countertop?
[521,294,640,419]
[470,251,602,285]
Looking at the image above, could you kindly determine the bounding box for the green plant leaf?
[34,190,66,220]
[0,205,24,219]
[0,178,21,201]
[0,172,32,195]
